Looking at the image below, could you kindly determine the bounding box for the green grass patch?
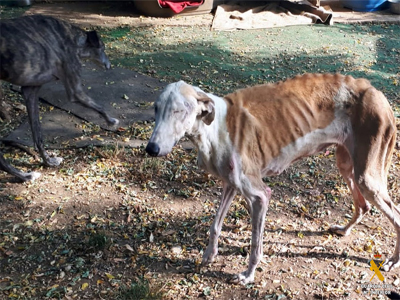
[100,23,400,101]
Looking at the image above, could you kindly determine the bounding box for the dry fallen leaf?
[125,244,134,252]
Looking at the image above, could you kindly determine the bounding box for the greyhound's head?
[146,81,215,157]
[77,30,111,69]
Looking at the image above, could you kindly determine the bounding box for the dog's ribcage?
[223,73,372,176]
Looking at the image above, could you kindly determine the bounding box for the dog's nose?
[146,142,160,157]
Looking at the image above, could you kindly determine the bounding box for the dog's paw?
[329,225,351,236]
[201,246,218,266]
[108,118,119,126]
[383,257,400,271]
[26,171,41,181]
[45,157,63,167]
[19,171,41,182]
[230,271,254,285]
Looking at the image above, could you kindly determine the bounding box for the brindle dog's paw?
[19,171,41,182]
[108,118,119,126]
[25,171,41,181]
[45,157,63,167]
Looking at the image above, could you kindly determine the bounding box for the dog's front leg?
[0,153,41,182]
[202,183,237,266]
[64,75,119,126]
[22,86,63,167]
[232,184,271,285]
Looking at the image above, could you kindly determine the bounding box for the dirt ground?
[1,2,400,300]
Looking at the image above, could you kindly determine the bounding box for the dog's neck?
[187,94,233,177]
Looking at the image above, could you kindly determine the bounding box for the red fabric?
[158,0,204,14]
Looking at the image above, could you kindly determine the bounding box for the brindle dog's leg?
[0,86,11,121]
[0,152,41,182]
[63,69,119,126]
[0,86,40,181]
[22,86,63,167]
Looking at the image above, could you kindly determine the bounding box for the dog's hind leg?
[0,152,41,182]
[355,158,400,271]
[22,86,63,167]
[0,86,11,121]
[351,91,399,271]
[354,141,400,271]
[330,145,370,236]
[202,183,237,266]
[64,74,119,126]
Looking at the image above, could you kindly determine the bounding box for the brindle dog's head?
[77,30,111,69]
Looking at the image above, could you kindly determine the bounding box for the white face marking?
[147,81,198,156]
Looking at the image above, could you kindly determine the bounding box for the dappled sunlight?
[1,129,400,298]
[0,8,399,298]
[102,23,399,100]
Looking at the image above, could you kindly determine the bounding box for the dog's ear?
[196,92,215,125]
[86,31,101,47]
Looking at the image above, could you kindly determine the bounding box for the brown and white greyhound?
[145,73,399,285]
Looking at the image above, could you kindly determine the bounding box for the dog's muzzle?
[145,142,160,157]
